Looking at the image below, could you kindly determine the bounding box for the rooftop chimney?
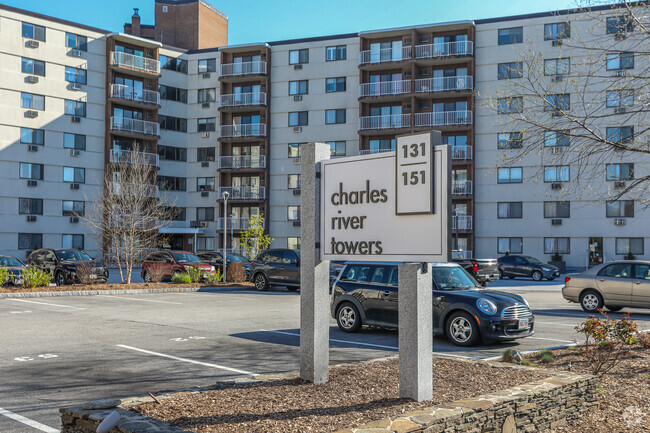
[131,8,141,36]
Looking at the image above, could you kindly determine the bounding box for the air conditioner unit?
[69,216,79,223]
[614,181,626,188]
[26,215,37,222]
[199,221,209,228]
[26,110,38,118]
[71,116,81,123]
[550,219,562,226]
[615,70,627,77]
[615,107,627,114]
[551,146,563,154]
[551,182,563,190]
[615,32,626,41]
[70,183,80,190]
[71,49,83,57]
[294,64,303,70]
[292,220,301,227]
[70,149,80,157]
[27,40,39,48]
[551,75,564,82]
[293,95,303,101]
[552,40,563,46]
[27,75,39,84]
[614,218,626,226]
[201,161,210,167]
[28,144,39,152]
[71,83,82,91]
[551,111,562,118]
[27,180,38,187]
[190,220,200,228]
[293,126,302,133]
[202,102,211,108]
[202,73,211,79]
[293,158,301,165]
[200,191,209,197]
[292,189,301,195]
[201,131,210,138]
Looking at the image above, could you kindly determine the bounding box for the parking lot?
[2,280,650,432]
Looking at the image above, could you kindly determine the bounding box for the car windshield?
[172,253,202,263]
[0,257,24,267]
[227,253,250,263]
[55,250,92,261]
[524,256,543,265]
[432,266,480,290]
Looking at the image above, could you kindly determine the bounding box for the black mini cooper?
[331,262,534,346]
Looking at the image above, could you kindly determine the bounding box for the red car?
[141,250,214,282]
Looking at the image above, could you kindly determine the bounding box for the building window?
[370,139,396,153]
[288,174,300,189]
[544,22,571,40]
[197,237,215,251]
[607,163,634,181]
[544,237,570,254]
[65,67,87,84]
[63,167,85,183]
[497,167,523,184]
[606,200,634,218]
[616,238,643,255]
[544,58,570,76]
[198,88,216,103]
[498,237,523,254]
[19,163,43,180]
[326,77,346,93]
[198,59,216,73]
[497,132,523,149]
[544,165,570,182]
[196,207,215,221]
[19,198,43,215]
[63,133,86,150]
[544,201,570,218]
[326,141,346,156]
[325,109,346,124]
[64,100,86,117]
[544,131,570,147]
[62,234,84,250]
[65,32,87,51]
[606,52,634,70]
[497,62,523,79]
[288,206,300,221]
[21,58,45,76]
[289,80,308,95]
[498,27,523,45]
[62,200,85,217]
[160,85,188,103]
[606,127,634,144]
[160,207,186,221]
[197,177,215,191]
[497,96,523,114]
[289,49,309,64]
[288,111,308,126]
[197,118,216,132]
[607,16,634,34]
[326,45,346,61]
[158,176,186,191]
[159,115,188,132]
[497,202,522,218]
[288,143,302,158]
[288,237,301,250]
[22,22,46,41]
[158,145,187,162]
[606,90,634,108]
[20,128,44,145]
[160,57,188,74]
[18,233,42,250]
[197,147,215,162]
[21,93,45,110]
[544,94,570,111]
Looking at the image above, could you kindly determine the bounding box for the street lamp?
[222,190,229,282]
[230,213,235,256]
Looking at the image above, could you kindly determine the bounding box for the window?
[63,133,86,150]
[198,59,216,73]
[289,80,308,95]
[62,200,85,216]
[158,176,186,191]
[498,237,523,254]
[606,90,634,108]
[497,167,523,184]
[18,233,42,250]
[289,49,309,64]
[21,58,45,76]
[544,58,570,76]
[19,198,43,215]
[325,109,346,124]
[65,32,87,51]
[161,206,186,221]
[159,115,188,132]
[498,27,523,45]
[544,201,570,218]
[288,143,302,158]
[606,200,634,217]
[197,177,215,191]
[21,93,45,110]
[326,141,346,156]
[616,238,643,255]
[288,206,300,221]
[497,62,523,79]
[544,237,570,254]
[22,22,46,41]
[197,147,215,162]
[288,174,300,189]
[544,131,570,147]
[607,127,634,144]
[606,52,634,70]
[64,100,86,117]
[497,97,523,114]
[19,163,43,180]
[325,77,347,93]
[197,118,216,132]
[63,167,85,183]
[497,132,523,149]
[197,88,216,103]
[20,128,44,145]
[544,22,571,40]
[65,66,86,84]
[607,16,634,34]
[497,202,522,218]
[196,207,215,221]
[606,163,634,181]
[197,237,215,251]
[544,94,570,111]
[160,57,188,74]
[326,45,346,61]
[288,111,308,126]
[598,263,632,278]
[157,145,187,162]
[369,139,395,153]
[288,237,301,250]
[159,85,188,103]
[544,165,570,182]
[62,234,84,250]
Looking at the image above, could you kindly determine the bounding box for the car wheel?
[336,302,362,333]
[446,312,480,347]
[606,305,623,312]
[580,290,604,312]
[143,271,152,283]
[55,271,66,286]
[498,270,504,280]
[531,270,543,281]
[254,273,269,291]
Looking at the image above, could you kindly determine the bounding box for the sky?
[5,0,577,44]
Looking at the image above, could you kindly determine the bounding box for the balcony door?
[370,41,402,63]
[433,67,467,90]
[233,55,260,75]
[370,105,402,128]
[232,146,261,168]
[113,107,143,120]
[369,73,402,95]
[115,76,143,99]
[233,84,261,104]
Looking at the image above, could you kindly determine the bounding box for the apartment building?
[0,1,646,270]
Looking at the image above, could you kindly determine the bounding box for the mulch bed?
[135,357,549,433]
[0,281,254,294]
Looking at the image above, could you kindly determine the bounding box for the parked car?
[453,257,499,286]
[250,249,300,291]
[141,251,214,282]
[562,260,650,312]
[497,255,560,281]
[197,251,252,278]
[331,262,534,346]
[0,255,26,286]
[26,248,109,286]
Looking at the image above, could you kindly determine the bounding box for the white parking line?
[116,344,258,376]
[6,299,85,310]
[0,407,58,432]
[96,295,183,305]
[528,336,577,344]
[533,321,579,327]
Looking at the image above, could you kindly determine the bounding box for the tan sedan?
[562,260,650,312]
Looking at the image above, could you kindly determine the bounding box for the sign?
[320,132,450,262]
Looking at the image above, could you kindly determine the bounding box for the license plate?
[518,319,530,329]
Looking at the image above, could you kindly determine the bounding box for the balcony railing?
[111,182,159,197]
[110,51,160,74]
[220,92,267,107]
[414,76,473,93]
[219,123,266,138]
[110,149,159,166]
[452,180,473,196]
[414,41,474,59]
[359,46,412,64]
[217,217,265,231]
[451,145,473,160]
[451,250,473,260]
[452,215,473,230]
[359,114,411,130]
[359,148,395,155]
[110,117,160,136]
[218,186,266,200]
[359,80,411,97]
[220,61,267,77]
[414,111,472,127]
[110,84,160,105]
[218,155,266,170]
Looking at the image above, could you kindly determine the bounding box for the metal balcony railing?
[110,149,159,166]
[218,186,266,200]
[414,111,472,127]
[359,80,412,97]
[217,217,265,231]
[359,148,395,155]
[414,41,474,59]
[451,145,473,160]
[414,76,473,93]
[359,46,412,64]
[110,117,160,136]
[219,123,266,138]
[219,92,267,107]
[452,180,473,196]
[220,61,267,77]
[111,182,159,197]
[452,215,473,230]
[359,114,411,130]
[218,155,266,170]
[110,84,160,105]
[110,51,160,74]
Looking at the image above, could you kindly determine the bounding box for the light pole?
[222,190,229,282]
[230,213,235,255]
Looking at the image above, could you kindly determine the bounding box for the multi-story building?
[0,1,646,270]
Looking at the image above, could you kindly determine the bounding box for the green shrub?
[204,269,222,285]
[0,267,9,286]
[171,272,192,284]
[185,266,202,283]
[501,349,514,363]
[539,350,556,364]
[23,266,52,288]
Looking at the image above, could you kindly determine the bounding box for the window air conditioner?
[294,64,303,70]
[69,217,79,223]
[615,107,627,114]
[292,189,301,195]
[551,75,564,82]
[201,161,210,167]
[614,181,626,188]
[551,146,563,154]
[27,40,39,48]
[70,183,80,190]
[201,131,210,138]
[202,73,211,79]
[614,218,626,226]
[551,182,563,190]
[615,70,626,77]
[27,75,39,84]
[201,191,209,197]
[26,215,37,222]
[71,83,82,91]
[28,145,39,152]
[551,219,562,225]
[71,49,82,57]
[70,149,81,157]
[293,95,303,101]
[293,126,302,133]
[615,32,626,40]
[293,158,301,165]
[552,40,563,46]
[27,180,38,187]
[202,102,210,108]
[199,221,209,228]
[26,110,38,118]
[551,111,562,118]
[292,220,301,227]
[71,116,81,123]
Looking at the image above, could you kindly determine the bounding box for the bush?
[227,262,247,283]
[539,350,556,364]
[204,269,222,285]
[23,266,52,288]
[0,267,9,286]
[185,266,202,283]
[75,262,96,285]
[171,272,192,284]
[626,251,636,260]
[146,263,165,283]
[635,332,650,349]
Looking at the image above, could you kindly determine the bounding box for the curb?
[0,285,252,299]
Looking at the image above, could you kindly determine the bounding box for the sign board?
[320,132,450,262]
[396,132,434,215]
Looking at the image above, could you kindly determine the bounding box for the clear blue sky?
[7,0,575,44]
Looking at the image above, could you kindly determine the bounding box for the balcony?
[110,51,160,75]
[414,111,472,127]
[217,217,265,231]
[414,76,473,93]
[452,180,473,196]
[111,182,159,198]
[359,46,412,65]
[451,145,473,161]
[219,92,267,110]
[220,61,267,80]
[359,148,395,155]
[359,114,411,132]
[218,155,266,170]
[219,123,266,139]
[452,215,473,231]
[414,41,474,60]
[110,149,159,167]
[359,80,411,99]
[110,84,160,107]
[110,117,159,137]
[218,186,266,201]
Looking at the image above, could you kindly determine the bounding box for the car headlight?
[476,298,498,315]
[210,266,215,272]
